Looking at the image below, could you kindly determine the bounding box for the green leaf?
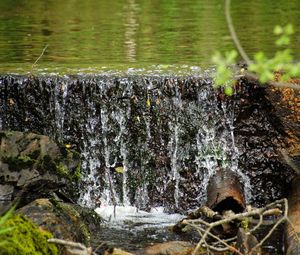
[225,50,238,63]
[289,64,300,77]
[259,71,274,83]
[274,25,283,35]
[224,86,234,96]
[284,24,294,35]
[253,51,266,62]
[0,206,15,227]
[276,35,290,46]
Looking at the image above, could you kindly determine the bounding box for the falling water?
[0,73,252,211]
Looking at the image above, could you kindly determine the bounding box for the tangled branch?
[180,199,293,255]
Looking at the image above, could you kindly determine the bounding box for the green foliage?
[0,214,58,255]
[211,50,238,91]
[213,24,300,93]
[0,206,15,247]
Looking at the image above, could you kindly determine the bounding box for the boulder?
[0,131,81,209]
[0,213,58,255]
[16,198,99,246]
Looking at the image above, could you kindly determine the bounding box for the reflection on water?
[0,0,300,72]
[125,0,138,62]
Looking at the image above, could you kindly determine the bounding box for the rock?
[285,176,300,255]
[266,86,300,169]
[0,131,81,207]
[234,79,295,206]
[0,213,58,255]
[104,248,135,255]
[139,241,194,255]
[16,198,94,246]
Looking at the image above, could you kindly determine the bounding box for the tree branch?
[225,0,251,65]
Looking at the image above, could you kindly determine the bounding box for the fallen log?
[285,176,300,255]
[206,168,246,214]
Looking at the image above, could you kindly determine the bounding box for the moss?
[50,200,90,245]
[0,214,58,255]
[2,155,36,171]
[73,162,82,181]
[241,218,249,231]
[55,162,70,179]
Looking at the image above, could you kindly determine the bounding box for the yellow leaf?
[115,166,124,173]
[146,98,151,108]
[65,144,71,149]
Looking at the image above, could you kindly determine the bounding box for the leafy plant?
[212,0,300,95]
[0,206,15,247]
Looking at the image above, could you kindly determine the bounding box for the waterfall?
[0,74,251,211]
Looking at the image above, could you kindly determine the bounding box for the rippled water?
[1,0,300,73]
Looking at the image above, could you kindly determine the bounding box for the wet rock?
[233,78,295,206]
[265,86,300,169]
[0,131,81,207]
[16,198,95,246]
[139,241,194,255]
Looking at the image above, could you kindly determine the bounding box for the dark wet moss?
[2,155,36,171]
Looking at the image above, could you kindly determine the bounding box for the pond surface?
[1,0,300,73]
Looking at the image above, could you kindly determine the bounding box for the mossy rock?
[0,214,58,255]
[16,198,97,246]
[0,131,82,204]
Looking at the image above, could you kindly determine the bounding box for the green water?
[1,0,300,73]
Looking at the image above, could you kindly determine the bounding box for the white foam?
[95,205,184,229]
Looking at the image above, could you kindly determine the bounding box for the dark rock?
[265,86,300,170]
[233,78,295,206]
[0,131,81,208]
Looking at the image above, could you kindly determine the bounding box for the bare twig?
[48,238,94,255]
[241,71,300,90]
[196,224,244,255]
[31,44,48,70]
[182,199,289,255]
[225,0,251,65]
